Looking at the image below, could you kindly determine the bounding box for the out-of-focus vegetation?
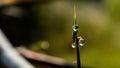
[28,0,120,68]
[1,0,120,68]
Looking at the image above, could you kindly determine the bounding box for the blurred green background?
[2,0,120,68]
[27,0,120,67]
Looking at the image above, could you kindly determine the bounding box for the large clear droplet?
[78,37,85,46]
[78,36,85,46]
[72,43,76,48]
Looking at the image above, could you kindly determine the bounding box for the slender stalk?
[75,37,81,68]
[73,4,81,68]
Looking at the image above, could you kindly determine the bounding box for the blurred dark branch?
[16,47,76,68]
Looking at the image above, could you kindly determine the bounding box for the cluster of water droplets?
[72,37,85,48]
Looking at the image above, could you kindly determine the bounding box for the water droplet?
[72,43,76,48]
[73,25,79,32]
[78,37,85,46]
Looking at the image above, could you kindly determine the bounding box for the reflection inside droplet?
[79,40,85,46]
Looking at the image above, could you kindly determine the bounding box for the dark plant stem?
[75,35,81,68]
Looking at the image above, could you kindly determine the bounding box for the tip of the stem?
[74,5,76,25]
